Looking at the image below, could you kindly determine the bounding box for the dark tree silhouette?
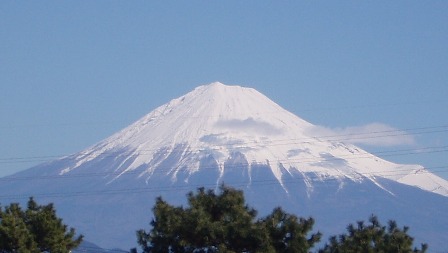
[0,197,83,253]
[319,215,427,253]
[137,185,321,253]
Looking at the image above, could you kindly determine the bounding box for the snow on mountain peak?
[63,82,448,197]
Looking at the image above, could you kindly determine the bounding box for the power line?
[1,98,445,129]
[1,124,447,166]
[0,166,448,202]
[0,144,447,182]
[0,164,447,200]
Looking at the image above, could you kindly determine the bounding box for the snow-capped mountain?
[1,82,447,251]
[60,82,448,196]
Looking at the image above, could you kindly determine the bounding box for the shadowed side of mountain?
[1,83,447,252]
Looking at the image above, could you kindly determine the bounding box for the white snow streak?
[61,82,448,197]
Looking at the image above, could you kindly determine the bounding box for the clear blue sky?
[1,1,447,179]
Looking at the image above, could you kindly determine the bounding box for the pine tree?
[137,185,320,253]
[0,198,83,253]
[319,215,427,253]
[0,203,37,253]
[259,207,321,253]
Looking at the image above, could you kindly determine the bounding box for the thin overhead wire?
[1,166,447,200]
[1,124,447,165]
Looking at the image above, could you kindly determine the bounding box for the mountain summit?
[1,82,447,251]
[63,82,447,196]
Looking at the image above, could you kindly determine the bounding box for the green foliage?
[318,215,428,253]
[0,197,83,253]
[137,185,321,253]
[260,207,321,253]
[0,203,37,253]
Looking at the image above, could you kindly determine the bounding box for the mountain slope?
[0,82,447,251]
[57,82,448,196]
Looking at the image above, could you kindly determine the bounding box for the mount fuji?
[1,82,447,251]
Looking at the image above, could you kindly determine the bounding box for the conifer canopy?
[0,197,83,253]
[137,185,321,253]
